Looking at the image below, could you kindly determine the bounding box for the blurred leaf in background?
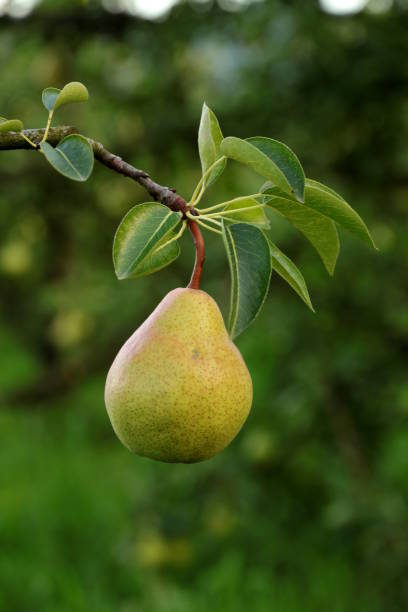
[1,0,408,611]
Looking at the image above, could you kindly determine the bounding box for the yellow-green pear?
[105,288,252,463]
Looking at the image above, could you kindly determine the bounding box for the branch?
[0,126,78,149]
[0,126,205,288]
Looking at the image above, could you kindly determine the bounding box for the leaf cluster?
[1,87,376,338]
[1,81,93,181]
[114,102,376,338]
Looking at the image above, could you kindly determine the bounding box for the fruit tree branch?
[0,126,205,288]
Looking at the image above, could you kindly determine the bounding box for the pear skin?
[105,288,252,463]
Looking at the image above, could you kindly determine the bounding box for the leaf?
[268,240,314,311]
[305,178,347,201]
[247,136,305,201]
[0,118,23,132]
[42,82,89,112]
[42,87,61,112]
[263,187,340,275]
[304,179,376,248]
[222,222,272,339]
[223,196,270,228]
[128,231,181,279]
[40,135,94,182]
[204,156,227,190]
[220,136,292,196]
[198,102,223,174]
[113,203,182,280]
[54,82,89,110]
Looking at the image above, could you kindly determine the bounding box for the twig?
[0,126,205,288]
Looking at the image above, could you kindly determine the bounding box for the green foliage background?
[1,1,407,610]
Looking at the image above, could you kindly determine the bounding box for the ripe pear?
[105,288,252,463]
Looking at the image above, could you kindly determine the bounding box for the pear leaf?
[203,156,227,191]
[222,196,270,228]
[42,87,61,112]
[268,240,314,311]
[113,203,182,280]
[127,230,181,279]
[262,187,340,275]
[54,82,89,110]
[198,102,224,175]
[42,82,89,112]
[0,118,23,133]
[222,221,272,339]
[305,178,347,201]
[40,135,94,182]
[247,137,305,201]
[220,136,292,196]
[304,179,376,248]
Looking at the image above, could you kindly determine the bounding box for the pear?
[105,288,252,463]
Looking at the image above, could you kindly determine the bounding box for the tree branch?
[0,126,78,149]
[0,126,205,288]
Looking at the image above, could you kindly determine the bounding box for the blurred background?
[1,0,407,610]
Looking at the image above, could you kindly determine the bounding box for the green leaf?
[223,196,270,228]
[127,231,181,279]
[222,222,272,339]
[198,102,224,174]
[304,179,376,248]
[263,187,340,275]
[113,203,182,280]
[0,118,23,132]
[247,137,305,201]
[268,240,314,311]
[203,156,227,191]
[40,135,94,182]
[220,136,292,196]
[305,178,347,201]
[54,82,89,110]
[42,82,89,112]
[42,87,61,112]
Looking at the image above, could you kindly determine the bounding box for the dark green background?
[1,1,407,610]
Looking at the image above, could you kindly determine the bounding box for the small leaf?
[263,187,340,275]
[40,135,94,182]
[247,137,305,201]
[54,82,89,111]
[113,203,182,280]
[42,87,61,112]
[42,82,89,112]
[222,221,272,339]
[204,156,227,191]
[268,240,314,311]
[220,136,292,195]
[0,118,23,132]
[198,102,224,175]
[223,196,270,228]
[304,179,376,248]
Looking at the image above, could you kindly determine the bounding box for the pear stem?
[187,219,205,290]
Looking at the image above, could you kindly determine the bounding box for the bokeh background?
[1,0,408,610]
